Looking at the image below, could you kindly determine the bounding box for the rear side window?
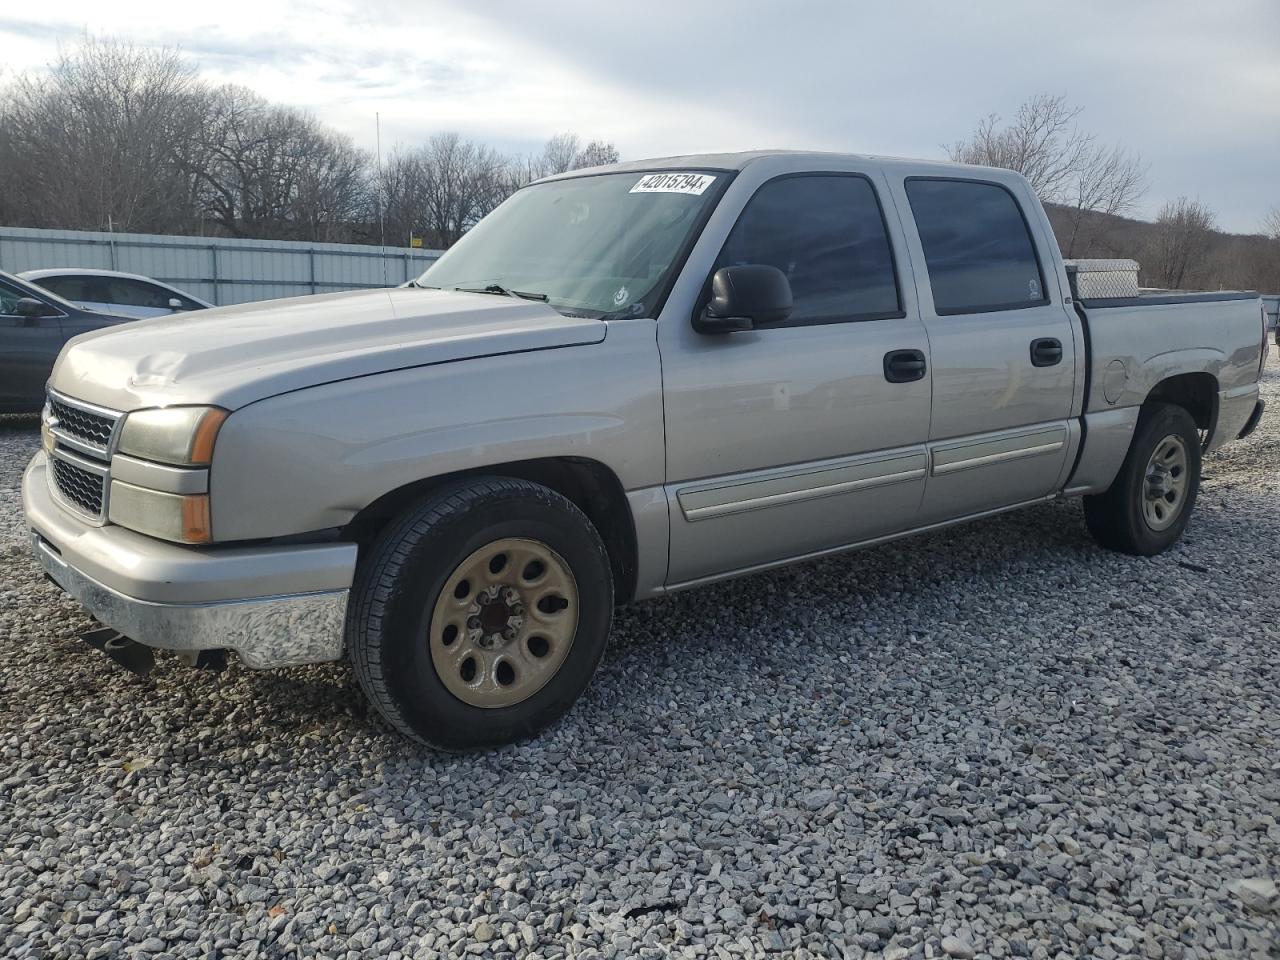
[106,278,172,308]
[905,178,1048,315]
[718,175,902,325]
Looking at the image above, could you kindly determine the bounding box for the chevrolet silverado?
[23,152,1268,749]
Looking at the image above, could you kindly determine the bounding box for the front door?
[893,175,1080,524]
[0,278,65,411]
[659,171,933,585]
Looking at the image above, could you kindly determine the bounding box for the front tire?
[346,477,613,750]
[1083,402,1202,556]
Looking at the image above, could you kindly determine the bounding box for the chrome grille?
[44,391,121,522]
[48,395,118,452]
[50,456,106,515]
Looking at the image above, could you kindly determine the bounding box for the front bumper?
[24,452,357,669]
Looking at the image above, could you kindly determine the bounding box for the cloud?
[1,0,1277,230]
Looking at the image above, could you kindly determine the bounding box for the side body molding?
[676,448,928,522]
[930,424,1068,476]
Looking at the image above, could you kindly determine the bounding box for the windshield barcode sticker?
[630,173,716,195]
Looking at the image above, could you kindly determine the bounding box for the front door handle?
[883,349,927,383]
[1030,337,1063,367]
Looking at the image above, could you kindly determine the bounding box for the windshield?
[417,170,723,318]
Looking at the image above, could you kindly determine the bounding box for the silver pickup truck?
[23,152,1268,749]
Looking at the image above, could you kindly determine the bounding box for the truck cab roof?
[541,149,1022,184]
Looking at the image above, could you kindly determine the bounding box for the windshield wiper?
[455,283,549,302]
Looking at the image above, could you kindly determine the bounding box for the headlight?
[111,405,225,543]
[117,406,228,466]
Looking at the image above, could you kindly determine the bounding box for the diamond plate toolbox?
[1064,259,1141,300]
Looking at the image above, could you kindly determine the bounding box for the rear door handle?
[1030,337,1063,367]
[883,349,927,383]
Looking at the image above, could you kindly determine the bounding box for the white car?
[18,269,211,320]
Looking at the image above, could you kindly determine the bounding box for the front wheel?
[346,477,614,750]
[1083,402,1202,556]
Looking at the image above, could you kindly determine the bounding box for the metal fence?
[0,225,443,306]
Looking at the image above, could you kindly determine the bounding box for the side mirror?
[14,297,51,322]
[694,265,793,334]
[167,297,185,310]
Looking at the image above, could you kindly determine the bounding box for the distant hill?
[1043,203,1280,294]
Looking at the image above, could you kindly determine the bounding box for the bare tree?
[1264,207,1280,240]
[949,94,1147,256]
[192,86,370,241]
[537,132,581,178]
[0,38,206,233]
[1148,198,1217,289]
[948,94,1091,201]
[520,133,621,182]
[572,140,620,169]
[416,133,509,247]
[1061,145,1148,256]
[379,148,433,247]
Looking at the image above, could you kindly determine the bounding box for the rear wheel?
[1083,402,1201,556]
[346,477,613,750]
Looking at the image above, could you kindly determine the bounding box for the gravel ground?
[1,365,1277,960]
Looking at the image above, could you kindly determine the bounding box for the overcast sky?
[3,0,1278,232]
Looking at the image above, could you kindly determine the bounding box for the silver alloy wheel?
[1141,434,1189,531]
[429,537,578,708]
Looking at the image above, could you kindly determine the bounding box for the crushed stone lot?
[1,365,1277,960]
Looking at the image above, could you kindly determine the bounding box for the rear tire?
[346,477,613,750]
[1083,402,1201,556]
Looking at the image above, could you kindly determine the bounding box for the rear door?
[891,174,1080,523]
[659,167,932,585]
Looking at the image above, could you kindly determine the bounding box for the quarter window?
[905,178,1048,315]
[717,175,901,325]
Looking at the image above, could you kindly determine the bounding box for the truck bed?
[1076,289,1264,451]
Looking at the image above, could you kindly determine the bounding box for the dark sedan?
[1,270,131,413]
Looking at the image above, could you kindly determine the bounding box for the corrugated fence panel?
[0,226,442,306]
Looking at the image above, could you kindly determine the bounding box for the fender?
[209,321,665,542]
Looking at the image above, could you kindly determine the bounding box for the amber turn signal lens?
[182,494,212,544]
[189,409,228,466]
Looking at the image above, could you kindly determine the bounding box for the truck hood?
[50,288,607,411]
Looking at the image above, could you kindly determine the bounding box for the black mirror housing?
[14,297,51,320]
[695,265,793,334]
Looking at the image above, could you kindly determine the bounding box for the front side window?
[419,170,723,319]
[905,178,1048,315]
[0,280,26,315]
[717,175,901,325]
[38,275,100,303]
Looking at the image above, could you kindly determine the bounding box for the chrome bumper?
[24,452,355,670]
[32,534,348,668]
